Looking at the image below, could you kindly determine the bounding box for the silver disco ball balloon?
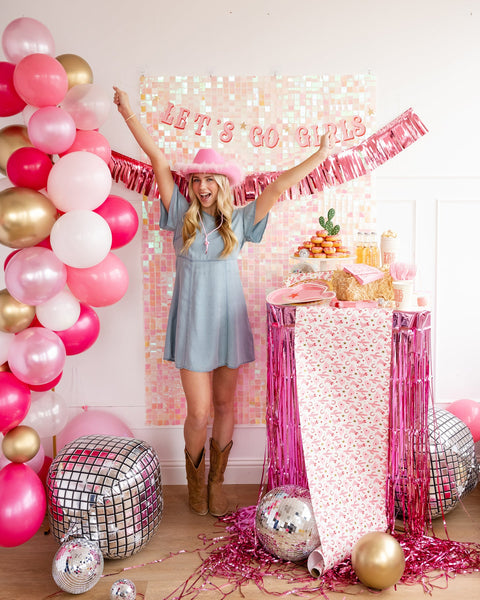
[428,409,479,519]
[47,435,163,559]
[255,485,320,562]
[52,537,103,594]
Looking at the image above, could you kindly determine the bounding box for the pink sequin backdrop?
[140,75,376,425]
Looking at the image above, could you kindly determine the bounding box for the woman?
[113,86,334,516]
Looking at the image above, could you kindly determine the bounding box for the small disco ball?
[110,578,136,600]
[428,409,479,519]
[255,485,320,562]
[52,537,104,594]
[47,435,163,559]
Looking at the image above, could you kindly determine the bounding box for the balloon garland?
[0,16,139,548]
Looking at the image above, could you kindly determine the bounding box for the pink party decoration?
[5,247,67,306]
[35,287,81,331]
[0,463,47,547]
[0,61,26,116]
[60,129,111,163]
[6,146,52,190]
[446,398,480,443]
[55,303,100,355]
[7,327,66,386]
[56,409,133,450]
[2,17,55,64]
[28,371,63,393]
[0,372,31,434]
[13,53,68,107]
[66,252,129,307]
[94,195,139,248]
[27,106,76,155]
[60,83,111,130]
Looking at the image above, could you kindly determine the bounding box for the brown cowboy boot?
[185,447,208,515]
[208,438,233,517]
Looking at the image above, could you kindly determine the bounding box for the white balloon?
[50,210,112,268]
[22,390,69,438]
[0,330,15,364]
[22,104,39,125]
[36,287,81,331]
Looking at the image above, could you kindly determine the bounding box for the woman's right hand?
[113,86,133,120]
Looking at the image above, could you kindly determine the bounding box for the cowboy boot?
[208,438,233,517]
[185,447,208,515]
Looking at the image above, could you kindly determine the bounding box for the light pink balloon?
[61,83,111,130]
[447,399,480,443]
[59,129,111,163]
[5,247,67,306]
[27,106,76,155]
[67,252,129,307]
[2,17,55,64]
[47,151,112,211]
[7,327,66,386]
[13,53,68,107]
[56,409,133,450]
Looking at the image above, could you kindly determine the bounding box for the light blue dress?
[160,185,269,372]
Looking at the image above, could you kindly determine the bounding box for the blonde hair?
[181,174,238,257]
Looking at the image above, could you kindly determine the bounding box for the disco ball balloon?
[255,485,320,561]
[52,537,103,594]
[110,578,136,600]
[47,434,163,558]
[428,409,479,519]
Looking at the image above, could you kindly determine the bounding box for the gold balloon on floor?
[2,426,40,463]
[0,187,57,248]
[56,54,93,88]
[0,125,32,174]
[351,531,405,590]
[0,288,35,333]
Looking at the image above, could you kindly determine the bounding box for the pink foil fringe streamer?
[109,108,428,203]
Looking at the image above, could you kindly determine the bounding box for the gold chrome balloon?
[0,361,10,372]
[56,53,93,88]
[2,426,40,463]
[0,187,57,248]
[0,288,35,333]
[351,531,405,590]
[0,125,32,174]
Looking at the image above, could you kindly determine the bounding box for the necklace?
[198,212,224,254]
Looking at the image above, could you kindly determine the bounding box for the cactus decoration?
[319,208,340,236]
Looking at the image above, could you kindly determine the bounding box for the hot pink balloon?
[0,463,47,547]
[67,252,129,307]
[0,61,26,116]
[2,17,55,64]
[55,302,100,355]
[8,327,66,386]
[27,106,76,155]
[6,146,52,190]
[446,399,480,443]
[56,409,133,450]
[60,83,111,130]
[5,247,67,306]
[13,53,68,107]
[0,372,31,434]
[59,129,111,164]
[94,195,139,248]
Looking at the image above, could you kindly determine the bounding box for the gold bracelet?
[124,113,136,122]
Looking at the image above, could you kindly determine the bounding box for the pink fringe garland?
[109,108,428,203]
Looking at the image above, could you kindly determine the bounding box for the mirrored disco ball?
[47,434,163,558]
[110,578,136,600]
[52,537,104,594]
[255,485,320,561]
[428,409,479,519]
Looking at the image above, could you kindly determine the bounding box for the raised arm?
[253,131,335,224]
[113,86,174,211]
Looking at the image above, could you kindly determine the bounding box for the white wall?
[1,1,479,483]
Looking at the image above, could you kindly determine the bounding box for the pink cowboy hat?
[175,149,244,187]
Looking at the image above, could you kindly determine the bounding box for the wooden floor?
[1,484,479,600]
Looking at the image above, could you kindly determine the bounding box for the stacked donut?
[294,229,351,259]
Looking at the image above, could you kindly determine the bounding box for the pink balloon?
[0,61,26,116]
[56,409,133,450]
[27,106,76,155]
[60,83,111,130]
[0,372,31,434]
[2,17,55,64]
[94,195,139,248]
[0,463,46,547]
[6,146,52,189]
[59,129,111,164]
[28,371,63,393]
[55,303,100,355]
[7,327,66,386]
[67,252,129,307]
[13,53,68,107]
[446,399,480,443]
[5,247,67,306]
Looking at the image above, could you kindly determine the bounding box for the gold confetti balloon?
[351,531,405,590]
